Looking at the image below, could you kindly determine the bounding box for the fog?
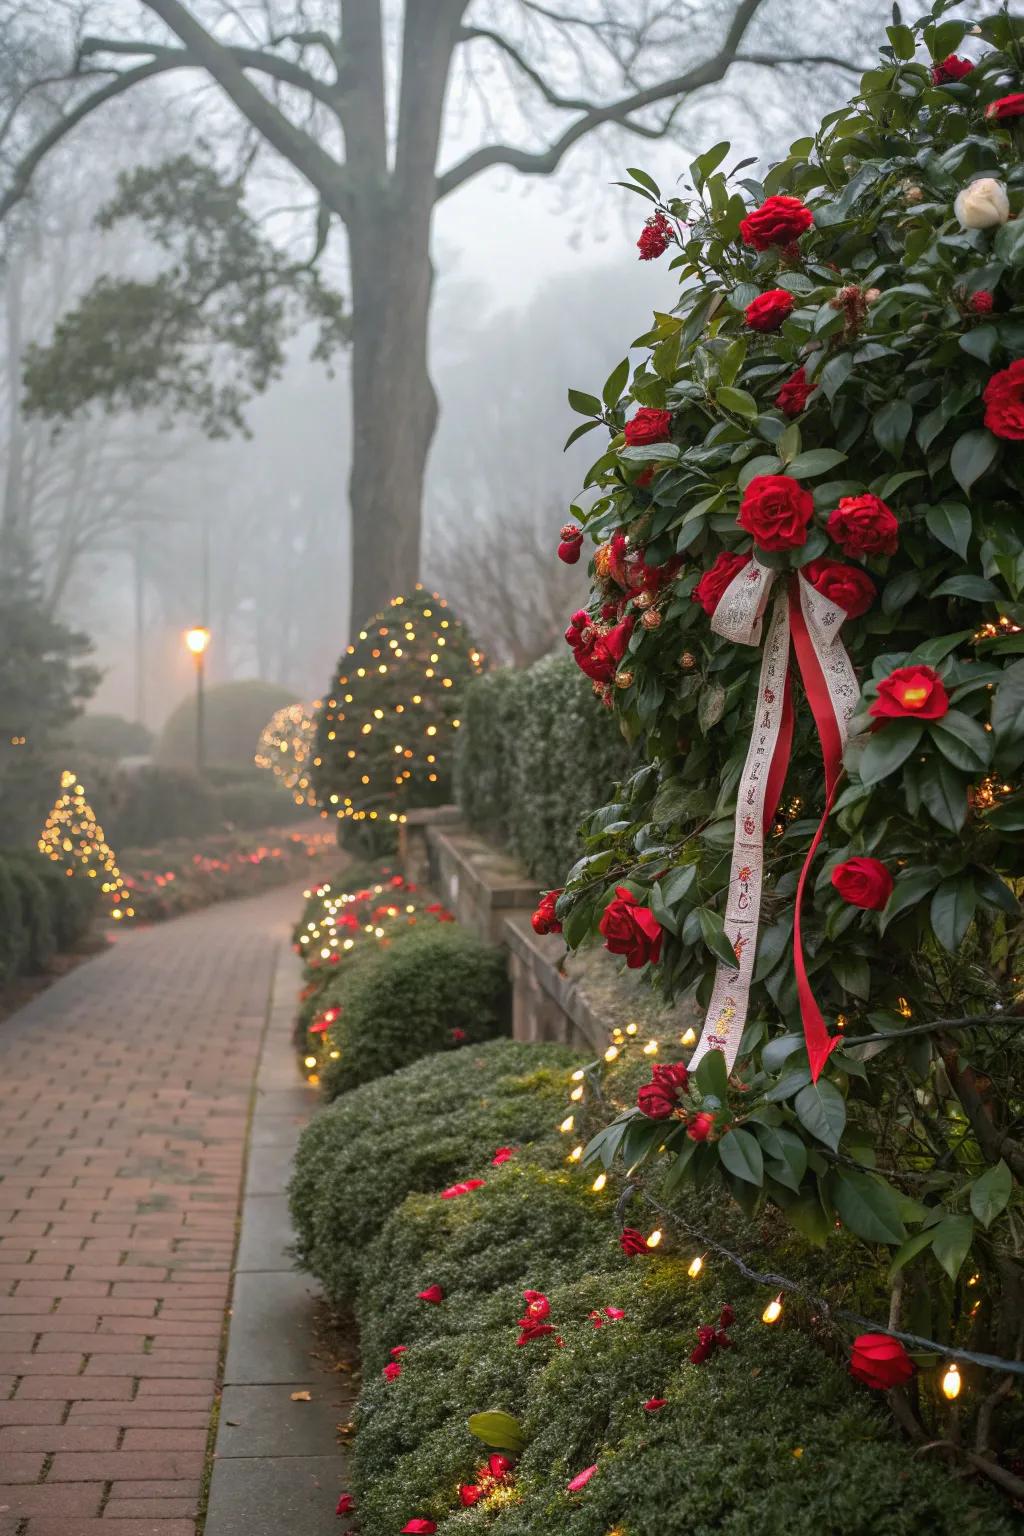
[0,0,900,737]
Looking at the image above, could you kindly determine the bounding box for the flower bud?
[954,178,1010,229]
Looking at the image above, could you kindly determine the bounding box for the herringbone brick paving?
[0,884,300,1535]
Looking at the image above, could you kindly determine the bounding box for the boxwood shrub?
[290,1039,580,1302]
[316,924,509,1100]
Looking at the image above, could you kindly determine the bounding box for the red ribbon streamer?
[786,576,844,1081]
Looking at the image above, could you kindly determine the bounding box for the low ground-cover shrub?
[290,1040,581,1304]
[455,654,632,888]
[122,826,336,922]
[315,924,509,1099]
[293,1041,1010,1534]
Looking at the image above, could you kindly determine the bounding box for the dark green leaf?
[930,874,977,952]
[694,1046,729,1101]
[970,1160,1012,1229]
[697,906,739,968]
[831,1167,907,1245]
[873,400,913,458]
[602,357,630,408]
[718,1127,764,1186]
[794,1079,846,1152]
[925,502,972,561]
[950,429,999,495]
[568,387,602,416]
[930,710,991,772]
[931,1213,974,1281]
[858,720,923,785]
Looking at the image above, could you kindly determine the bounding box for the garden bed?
[121,825,339,922]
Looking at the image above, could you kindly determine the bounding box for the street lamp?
[183,627,211,774]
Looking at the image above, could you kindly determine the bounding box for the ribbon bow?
[687,559,861,1083]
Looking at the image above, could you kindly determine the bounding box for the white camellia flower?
[954,177,1010,229]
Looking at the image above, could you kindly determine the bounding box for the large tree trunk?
[346,209,437,627]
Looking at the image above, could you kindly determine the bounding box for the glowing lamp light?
[762,1295,783,1325]
[941,1362,961,1401]
[687,1254,705,1279]
[304,1056,318,1069]
[645,1229,662,1249]
[592,1173,607,1192]
[184,626,211,656]
[643,1040,659,1055]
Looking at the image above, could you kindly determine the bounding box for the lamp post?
[183,627,211,774]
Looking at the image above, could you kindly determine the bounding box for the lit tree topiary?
[38,770,133,921]
[312,587,483,831]
[255,702,319,809]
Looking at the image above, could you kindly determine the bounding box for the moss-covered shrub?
[0,857,27,985]
[316,924,509,1099]
[350,1155,1011,1536]
[455,654,632,887]
[293,1038,1010,1534]
[289,1040,581,1304]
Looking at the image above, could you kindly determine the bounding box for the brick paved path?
[0,884,302,1536]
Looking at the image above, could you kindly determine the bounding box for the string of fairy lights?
[311,588,483,827]
[37,770,134,921]
[557,1019,1021,1399]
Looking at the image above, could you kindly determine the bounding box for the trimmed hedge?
[455,654,632,888]
[292,1044,1011,1536]
[290,1039,580,1304]
[316,925,509,1100]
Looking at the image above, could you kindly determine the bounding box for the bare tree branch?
[440,0,863,197]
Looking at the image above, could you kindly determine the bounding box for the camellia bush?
[549,4,1024,1478]
[312,588,483,836]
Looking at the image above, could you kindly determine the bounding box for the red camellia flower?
[383,1361,402,1381]
[531,889,563,936]
[390,1345,408,1357]
[336,1492,355,1515]
[687,1111,715,1142]
[637,1060,689,1120]
[738,474,814,551]
[459,1485,483,1507]
[931,54,974,84]
[869,665,949,722]
[417,1284,444,1304]
[826,494,899,558]
[849,1333,915,1390]
[491,1146,515,1166]
[624,407,673,446]
[402,1522,437,1535]
[558,523,584,564]
[450,1027,467,1043]
[567,1465,598,1492]
[522,1289,550,1320]
[744,289,794,332]
[740,194,814,251]
[969,290,994,314]
[986,93,1024,122]
[692,550,751,616]
[439,1179,485,1200]
[983,359,1024,440]
[620,1227,650,1257]
[638,210,673,260]
[571,615,635,685]
[776,366,814,418]
[802,558,876,619]
[831,857,894,911]
[644,1397,668,1412]
[516,1320,555,1347]
[599,886,663,968]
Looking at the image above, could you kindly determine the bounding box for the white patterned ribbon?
[687,559,860,1078]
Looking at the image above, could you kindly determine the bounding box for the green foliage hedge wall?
[455,654,632,887]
